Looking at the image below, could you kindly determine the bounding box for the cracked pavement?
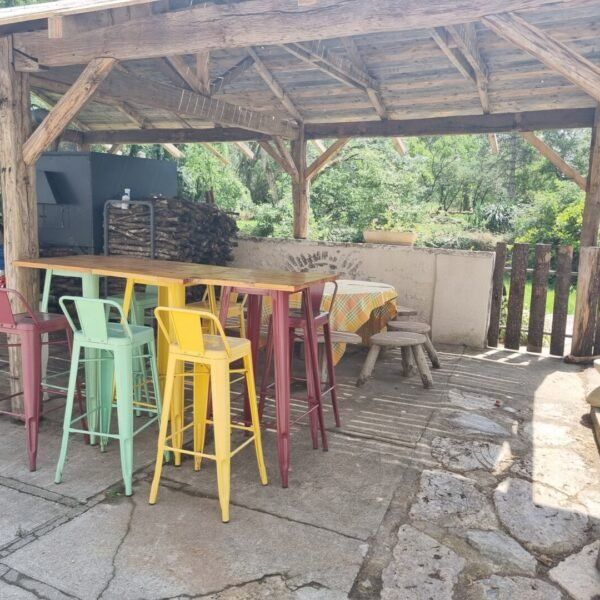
[0,345,598,599]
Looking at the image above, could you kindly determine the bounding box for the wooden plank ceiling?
[7,0,600,141]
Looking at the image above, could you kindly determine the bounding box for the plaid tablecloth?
[266,280,398,364]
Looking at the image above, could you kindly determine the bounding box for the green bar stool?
[55,296,162,496]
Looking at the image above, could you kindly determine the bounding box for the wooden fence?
[487,242,575,356]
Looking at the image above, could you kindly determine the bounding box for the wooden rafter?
[205,143,230,166]
[32,90,90,132]
[248,47,302,121]
[211,55,255,96]
[312,139,327,153]
[196,51,210,96]
[12,0,571,68]
[488,133,499,154]
[483,12,600,103]
[520,131,586,190]
[447,23,490,113]
[23,57,116,165]
[32,67,297,138]
[392,137,408,156]
[235,141,255,159]
[307,138,350,180]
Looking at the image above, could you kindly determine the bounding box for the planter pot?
[363,230,417,246]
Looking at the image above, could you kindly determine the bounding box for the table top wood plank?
[14,255,336,292]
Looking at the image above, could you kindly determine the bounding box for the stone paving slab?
[0,580,38,600]
[159,428,416,541]
[3,481,364,600]
[0,414,159,502]
[0,485,67,549]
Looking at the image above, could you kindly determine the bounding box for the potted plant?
[363,206,419,246]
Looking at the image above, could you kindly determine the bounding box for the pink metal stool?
[260,282,340,449]
[0,289,85,471]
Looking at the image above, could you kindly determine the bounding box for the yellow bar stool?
[149,307,267,522]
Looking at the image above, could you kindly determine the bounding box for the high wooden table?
[15,255,336,487]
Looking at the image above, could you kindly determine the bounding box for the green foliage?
[513,180,584,251]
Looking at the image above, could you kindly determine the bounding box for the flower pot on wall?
[363,230,418,246]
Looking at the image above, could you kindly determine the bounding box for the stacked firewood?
[106,197,238,265]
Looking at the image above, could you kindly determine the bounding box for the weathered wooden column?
[0,36,39,409]
[580,106,600,247]
[291,125,309,239]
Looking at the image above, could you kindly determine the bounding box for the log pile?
[106,197,238,264]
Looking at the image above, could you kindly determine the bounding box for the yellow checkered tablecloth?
[265,279,398,364]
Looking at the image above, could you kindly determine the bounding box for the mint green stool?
[55,296,162,496]
[107,286,158,413]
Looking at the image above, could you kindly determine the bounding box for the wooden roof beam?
[247,47,303,121]
[75,109,597,145]
[483,12,600,103]
[520,131,586,189]
[447,23,490,113]
[12,0,573,68]
[204,143,230,166]
[273,136,299,181]
[488,133,499,154]
[23,57,116,165]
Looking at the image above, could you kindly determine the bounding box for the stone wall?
[232,237,496,348]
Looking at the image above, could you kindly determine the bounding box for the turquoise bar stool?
[55,296,162,496]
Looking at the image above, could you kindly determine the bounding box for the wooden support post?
[527,243,552,353]
[0,37,39,411]
[572,246,600,357]
[581,106,600,247]
[505,243,529,350]
[487,241,507,348]
[291,126,309,239]
[550,245,573,357]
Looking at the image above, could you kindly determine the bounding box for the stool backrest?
[59,296,132,344]
[155,307,231,357]
[303,281,338,315]
[0,288,39,328]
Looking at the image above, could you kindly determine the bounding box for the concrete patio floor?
[0,344,598,599]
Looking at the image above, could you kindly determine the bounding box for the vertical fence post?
[550,246,574,357]
[504,243,529,350]
[527,244,552,353]
[487,242,507,347]
[572,246,600,357]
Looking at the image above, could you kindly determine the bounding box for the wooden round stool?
[357,331,433,388]
[387,321,441,369]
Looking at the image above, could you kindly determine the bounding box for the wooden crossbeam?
[23,57,116,165]
[165,55,206,95]
[520,131,586,189]
[13,0,570,68]
[392,137,408,156]
[483,12,600,103]
[488,133,499,154]
[307,138,350,180]
[447,23,490,113]
[74,109,597,145]
[248,47,303,121]
[430,27,474,81]
[312,139,327,153]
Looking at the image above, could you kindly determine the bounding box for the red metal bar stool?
[0,289,85,471]
[260,282,340,449]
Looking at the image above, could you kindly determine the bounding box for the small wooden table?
[15,255,336,487]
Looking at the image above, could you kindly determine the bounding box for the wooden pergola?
[1,0,600,315]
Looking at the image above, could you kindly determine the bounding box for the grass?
[503,275,577,316]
